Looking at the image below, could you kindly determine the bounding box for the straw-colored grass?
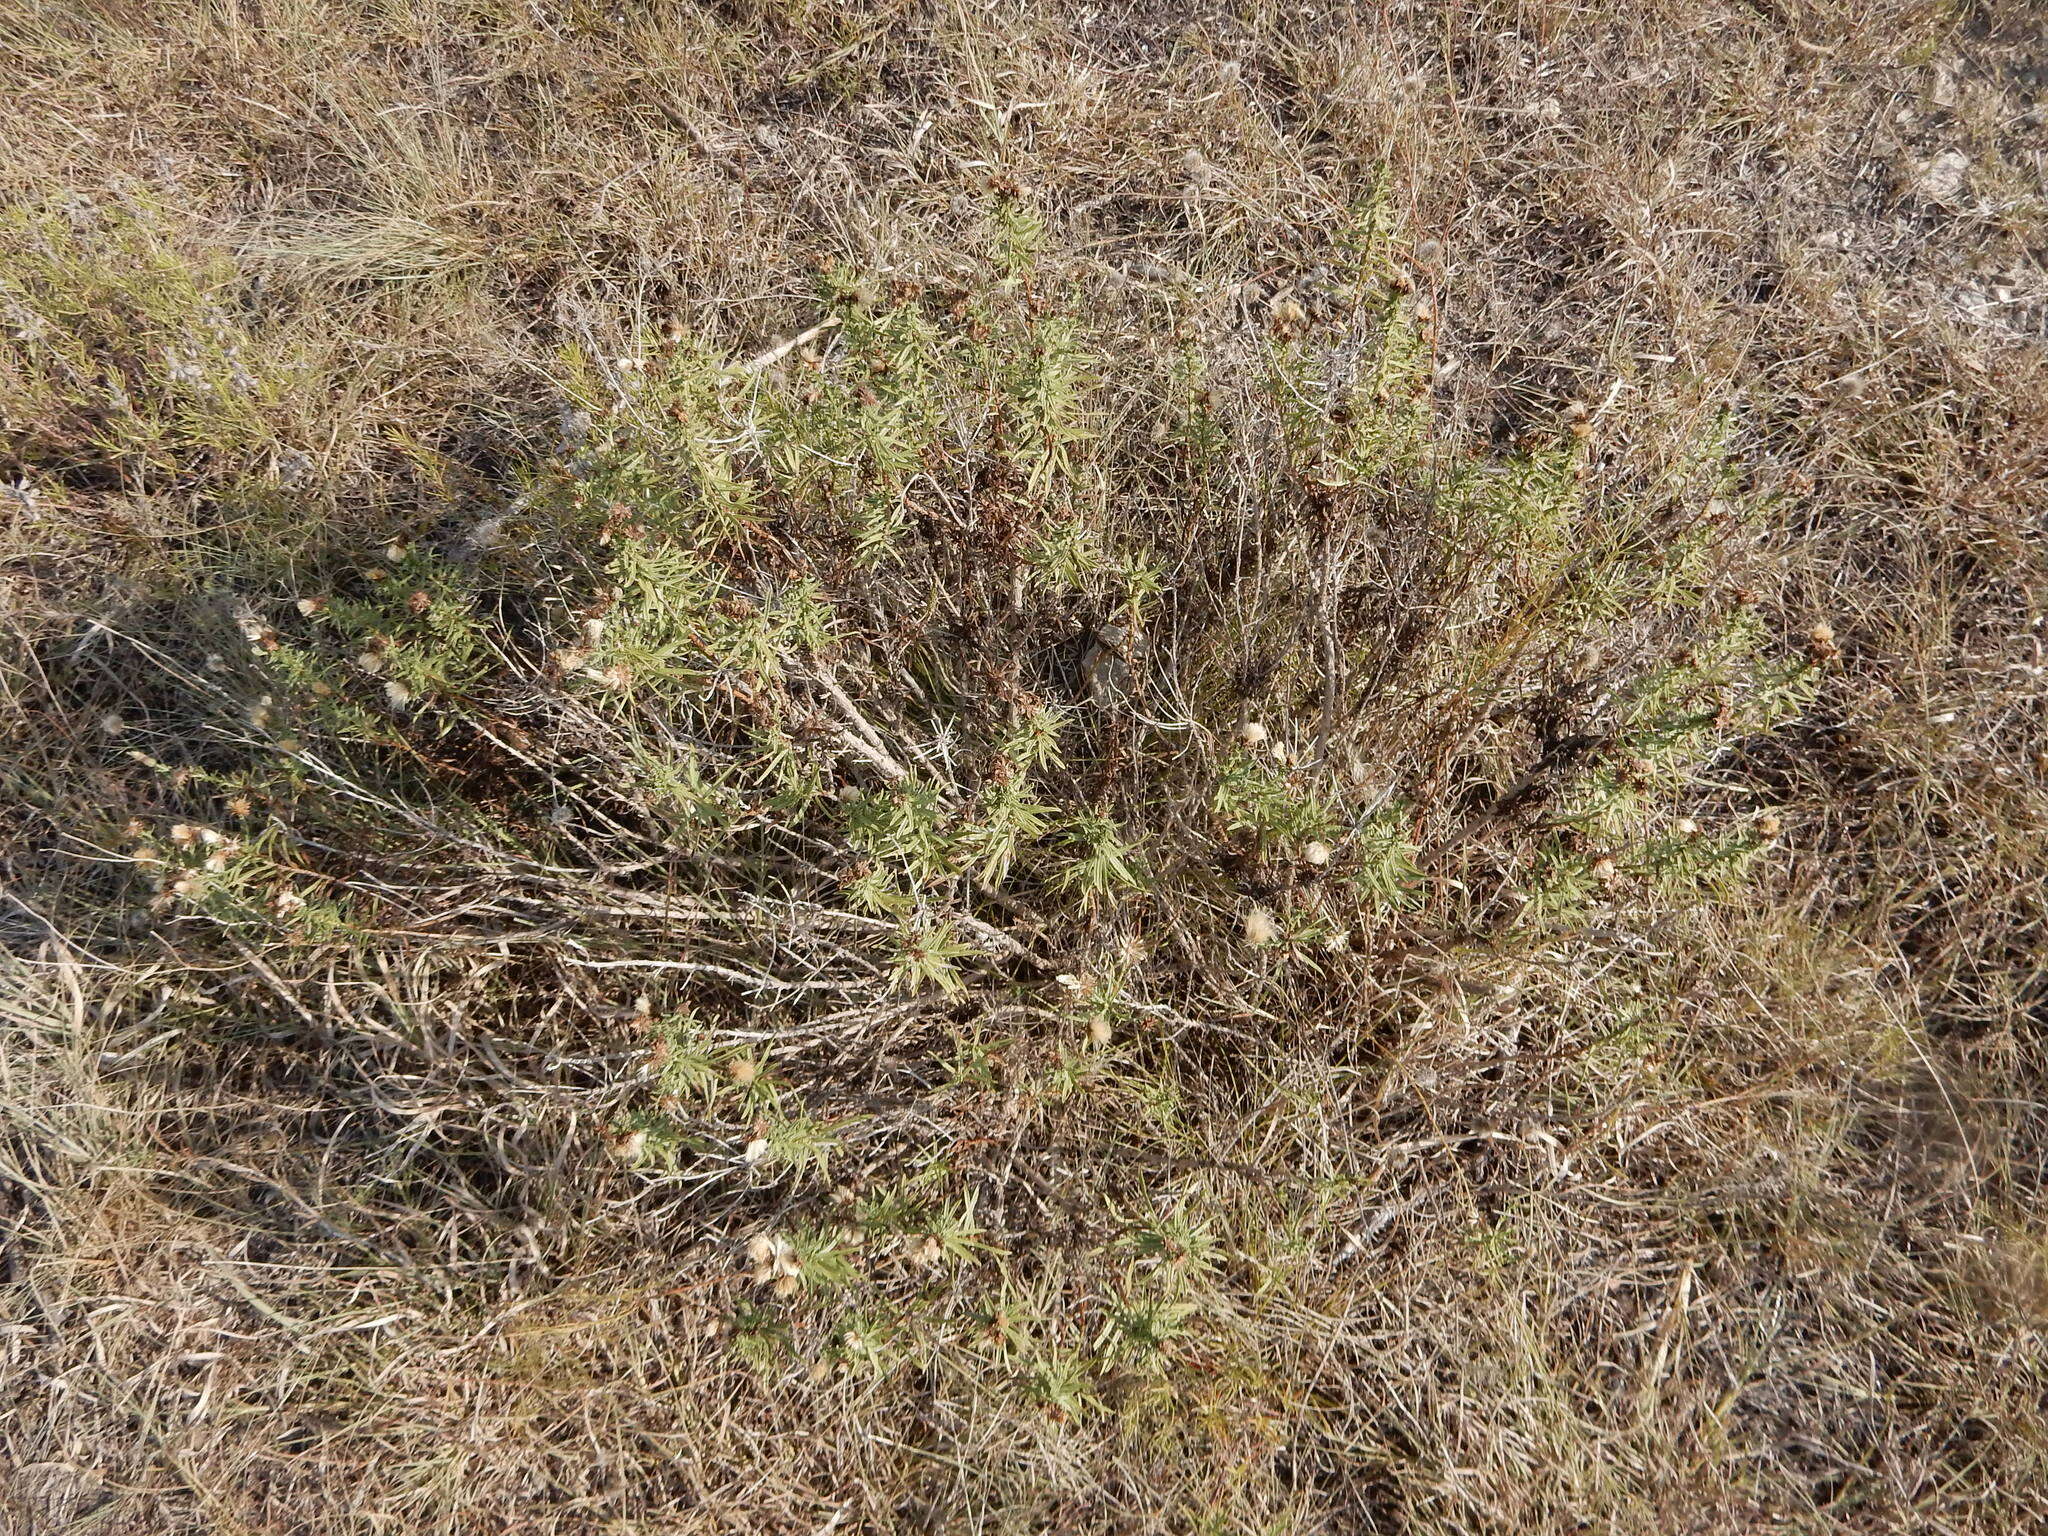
[3,3,2045,1531]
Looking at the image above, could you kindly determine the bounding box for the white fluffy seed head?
[1244,906,1278,947]
[1238,721,1268,748]
[1304,840,1332,866]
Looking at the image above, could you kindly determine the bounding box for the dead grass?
[3,2,2046,1533]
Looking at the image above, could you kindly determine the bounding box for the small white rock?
[1915,149,1970,203]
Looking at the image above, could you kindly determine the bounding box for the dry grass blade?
[3,3,2046,1533]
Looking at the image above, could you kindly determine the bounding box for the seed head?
[1244,906,1279,947]
[1238,721,1269,749]
[1303,840,1333,867]
[748,1231,803,1289]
